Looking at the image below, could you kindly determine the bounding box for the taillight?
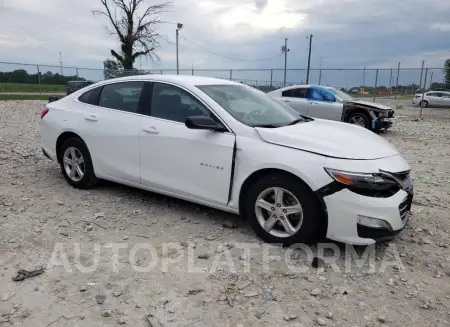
[41,107,49,119]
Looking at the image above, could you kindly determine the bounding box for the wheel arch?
[238,168,328,233]
[344,108,371,122]
[56,131,88,162]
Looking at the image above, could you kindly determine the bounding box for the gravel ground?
[0,100,450,327]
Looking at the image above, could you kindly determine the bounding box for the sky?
[0,0,449,87]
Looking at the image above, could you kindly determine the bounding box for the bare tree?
[93,0,171,69]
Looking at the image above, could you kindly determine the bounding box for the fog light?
[357,215,392,230]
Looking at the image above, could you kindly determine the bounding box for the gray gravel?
[0,100,449,326]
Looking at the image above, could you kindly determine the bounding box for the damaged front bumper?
[372,117,393,130]
[370,110,394,131]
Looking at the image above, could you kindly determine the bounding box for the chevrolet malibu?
[40,75,413,245]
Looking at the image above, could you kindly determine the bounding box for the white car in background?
[412,91,450,107]
[268,85,395,132]
[40,75,413,245]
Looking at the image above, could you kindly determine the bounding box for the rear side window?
[282,88,308,98]
[78,87,102,105]
[98,82,144,113]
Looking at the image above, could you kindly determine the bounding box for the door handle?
[142,126,159,134]
[84,114,98,121]
[282,99,291,103]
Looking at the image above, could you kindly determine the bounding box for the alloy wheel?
[348,115,367,126]
[63,147,85,182]
[254,187,304,238]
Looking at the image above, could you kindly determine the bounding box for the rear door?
[280,87,309,114]
[74,81,144,183]
[306,86,343,121]
[440,92,450,107]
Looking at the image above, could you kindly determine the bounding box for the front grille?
[399,197,410,223]
[391,170,410,181]
[388,110,394,118]
[385,170,413,193]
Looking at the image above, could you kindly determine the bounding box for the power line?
[179,36,282,62]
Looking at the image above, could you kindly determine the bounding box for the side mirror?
[185,116,227,132]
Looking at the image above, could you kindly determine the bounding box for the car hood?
[255,119,399,160]
[347,100,392,111]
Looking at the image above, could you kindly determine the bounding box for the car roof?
[68,80,94,84]
[102,74,239,87]
[271,84,332,93]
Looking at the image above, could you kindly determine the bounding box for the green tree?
[93,0,171,70]
[444,59,450,87]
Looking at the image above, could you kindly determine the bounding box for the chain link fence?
[0,61,447,100]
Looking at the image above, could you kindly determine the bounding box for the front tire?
[58,137,97,189]
[245,173,325,245]
[346,112,371,129]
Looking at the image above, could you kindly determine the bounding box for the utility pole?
[418,60,425,90]
[395,62,400,99]
[282,38,290,87]
[429,71,434,89]
[419,68,429,118]
[59,52,63,75]
[318,57,323,85]
[373,69,379,103]
[362,66,366,87]
[176,23,183,75]
[389,68,393,97]
[306,34,313,84]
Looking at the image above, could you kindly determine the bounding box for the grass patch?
[0,82,65,93]
[0,94,56,101]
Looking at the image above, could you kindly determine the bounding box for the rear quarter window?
[78,86,102,105]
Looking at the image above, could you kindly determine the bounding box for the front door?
[306,86,343,121]
[139,82,235,206]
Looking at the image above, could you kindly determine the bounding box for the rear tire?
[58,137,97,189]
[419,100,428,108]
[244,173,326,245]
[346,112,371,129]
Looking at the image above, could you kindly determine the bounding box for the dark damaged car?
[268,85,394,132]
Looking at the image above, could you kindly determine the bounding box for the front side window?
[79,87,102,105]
[327,87,353,102]
[310,88,324,101]
[197,84,303,127]
[151,83,211,123]
[98,81,144,113]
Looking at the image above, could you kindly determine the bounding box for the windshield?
[196,84,304,127]
[327,87,354,102]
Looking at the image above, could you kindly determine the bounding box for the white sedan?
[40,75,413,245]
[412,91,450,107]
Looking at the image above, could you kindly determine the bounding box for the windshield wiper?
[286,118,304,126]
[252,124,281,128]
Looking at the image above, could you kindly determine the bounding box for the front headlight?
[324,168,399,196]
